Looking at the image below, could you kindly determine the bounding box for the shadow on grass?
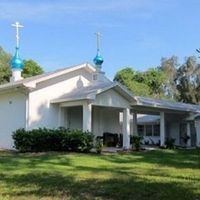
[99,149,200,169]
[0,172,199,200]
[0,151,72,171]
[0,150,199,199]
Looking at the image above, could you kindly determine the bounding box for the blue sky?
[0,0,200,79]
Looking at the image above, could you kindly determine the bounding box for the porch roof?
[137,114,160,124]
[133,96,200,113]
[51,81,135,103]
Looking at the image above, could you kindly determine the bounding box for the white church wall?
[102,108,121,134]
[0,91,26,149]
[67,106,83,130]
[94,89,130,108]
[92,106,122,137]
[28,68,92,129]
[168,122,180,145]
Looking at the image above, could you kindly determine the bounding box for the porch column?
[123,108,130,149]
[133,112,138,136]
[195,120,200,147]
[160,112,165,147]
[58,106,65,127]
[186,122,191,147]
[83,102,92,132]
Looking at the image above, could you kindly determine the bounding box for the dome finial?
[93,32,104,69]
[11,21,24,70]
[10,22,24,82]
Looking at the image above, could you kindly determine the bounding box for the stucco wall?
[67,106,83,130]
[0,91,26,149]
[28,68,92,129]
[94,89,130,108]
[93,89,130,137]
[92,106,122,137]
[168,122,180,145]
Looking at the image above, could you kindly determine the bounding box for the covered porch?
[51,82,135,149]
[132,96,200,148]
[55,101,131,149]
[51,82,200,149]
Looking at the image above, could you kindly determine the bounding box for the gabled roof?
[0,62,96,92]
[51,81,135,103]
[133,96,200,113]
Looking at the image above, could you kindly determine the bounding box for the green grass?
[0,149,200,200]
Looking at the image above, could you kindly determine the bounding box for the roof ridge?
[0,62,95,91]
[136,96,200,107]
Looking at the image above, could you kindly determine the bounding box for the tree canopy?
[0,46,44,84]
[114,56,200,104]
[114,67,166,98]
[22,60,43,78]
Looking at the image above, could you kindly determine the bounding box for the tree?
[134,68,166,98]
[175,56,200,104]
[0,47,11,84]
[0,46,44,84]
[159,56,178,99]
[114,56,200,104]
[114,67,150,96]
[160,55,200,104]
[114,67,166,98]
[22,59,43,78]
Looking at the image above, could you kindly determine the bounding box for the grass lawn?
[0,149,200,200]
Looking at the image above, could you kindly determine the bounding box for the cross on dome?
[11,21,24,48]
[95,32,101,50]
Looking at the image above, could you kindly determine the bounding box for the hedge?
[12,127,94,153]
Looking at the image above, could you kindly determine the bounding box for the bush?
[165,137,176,149]
[131,136,143,151]
[95,137,103,154]
[12,127,94,153]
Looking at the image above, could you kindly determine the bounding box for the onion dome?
[93,49,104,67]
[11,47,24,70]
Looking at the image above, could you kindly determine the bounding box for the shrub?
[181,135,190,145]
[131,136,143,151]
[95,137,103,154]
[165,137,176,149]
[12,127,94,153]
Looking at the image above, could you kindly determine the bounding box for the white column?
[133,112,138,136]
[186,122,191,147]
[65,108,69,128]
[195,120,200,147]
[58,106,65,127]
[160,112,165,147]
[83,103,92,132]
[99,108,104,136]
[123,108,130,149]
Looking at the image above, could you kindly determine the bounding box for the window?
[137,125,144,136]
[153,125,160,136]
[146,125,153,136]
[138,124,160,137]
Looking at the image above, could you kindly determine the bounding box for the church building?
[0,23,200,149]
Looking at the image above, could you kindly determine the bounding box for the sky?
[0,0,200,79]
